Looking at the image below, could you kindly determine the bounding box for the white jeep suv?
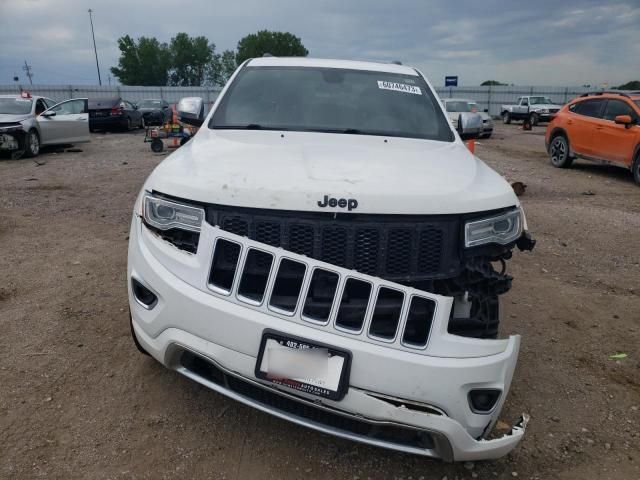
[128,57,535,461]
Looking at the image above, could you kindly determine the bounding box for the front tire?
[139,116,145,129]
[633,153,640,185]
[24,129,40,157]
[126,117,132,131]
[529,112,539,126]
[502,112,511,124]
[549,134,573,168]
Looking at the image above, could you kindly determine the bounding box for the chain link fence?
[1,83,601,117]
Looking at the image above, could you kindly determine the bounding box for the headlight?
[142,194,204,232]
[465,208,523,247]
[539,109,548,114]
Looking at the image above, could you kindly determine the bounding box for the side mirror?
[457,112,482,140]
[614,115,633,127]
[177,97,204,127]
[41,110,56,118]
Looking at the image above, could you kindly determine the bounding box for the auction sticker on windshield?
[256,331,351,401]
[377,81,422,95]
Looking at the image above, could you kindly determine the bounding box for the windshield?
[0,97,33,115]
[138,100,163,108]
[210,66,453,141]
[530,97,553,105]
[445,101,472,112]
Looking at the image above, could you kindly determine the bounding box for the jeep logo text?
[317,195,358,211]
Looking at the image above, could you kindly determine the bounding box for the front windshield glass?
[138,100,162,108]
[0,97,33,114]
[211,66,453,142]
[530,97,553,105]
[445,101,472,112]
[634,100,640,109]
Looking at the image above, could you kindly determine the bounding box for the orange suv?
[545,92,640,184]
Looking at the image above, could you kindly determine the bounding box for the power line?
[22,60,33,85]
[88,9,102,86]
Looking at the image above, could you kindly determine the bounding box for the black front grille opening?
[335,279,372,331]
[417,228,444,274]
[269,258,306,313]
[402,297,436,347]
[322,227,348,268]
[222,216,249,236]
[289,224,315,257]
[386,229,413,275]
[237,249,274,303]
[179,350,435,451]
[255,221,282,246]
[147,224,199,254]
[209,239,241,292]
[302,269,339,322]
[369,287,404,340]
[353,228,380,275]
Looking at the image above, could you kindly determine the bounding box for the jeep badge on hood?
[317,195,358,211]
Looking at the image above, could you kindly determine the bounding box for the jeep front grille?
[206,207,461,282]
[206,226,441,353]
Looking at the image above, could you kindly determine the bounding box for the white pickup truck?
[501,96,562,125]
[128,57,535,461]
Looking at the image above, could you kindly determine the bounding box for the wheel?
[549,134,573,168]
[24,129,40,157]
[126,117,132,131]
[633,153,640,185]
[483,133,492,139]
[151,138,164,153]
[130,313,150,356]
[502,112,511,124]
[529,112,539,126]
[139,116,145,129]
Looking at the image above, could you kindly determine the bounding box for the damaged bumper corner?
[0,127,27,154]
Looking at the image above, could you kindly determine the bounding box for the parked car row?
[0,93,175,157]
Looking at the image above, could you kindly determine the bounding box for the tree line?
[110,30,308,87]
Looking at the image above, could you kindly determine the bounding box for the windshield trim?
[209,65,454,143]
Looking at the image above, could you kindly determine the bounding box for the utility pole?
[88,9,102,85]
[22,61,33,85]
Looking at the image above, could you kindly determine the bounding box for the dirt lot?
[0,125,638,480]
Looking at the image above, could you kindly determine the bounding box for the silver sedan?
[0,93,90,158]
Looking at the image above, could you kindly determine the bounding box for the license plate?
[255,331,351,401]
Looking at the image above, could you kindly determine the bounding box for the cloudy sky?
[0,0,638,86]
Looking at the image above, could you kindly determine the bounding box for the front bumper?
[128,216,528,461]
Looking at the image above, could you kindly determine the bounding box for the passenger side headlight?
[143,194,205,232]
[465,208,523,247]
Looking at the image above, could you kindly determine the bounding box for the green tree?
[110,35,171,85]
[236,30,308,64]
[615,80,640,90]
[168,33,215,86]
[208,50,238,86]
[480,80,507,86]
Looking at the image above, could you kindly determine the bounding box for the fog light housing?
[132,278,158,309]
[468,389,501,414]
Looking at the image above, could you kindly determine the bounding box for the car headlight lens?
[143,194,204,232]
[465,208,523,247]
[540,109,548,113]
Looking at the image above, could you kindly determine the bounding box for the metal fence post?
[69,85,73,99]
[160,87,164,100]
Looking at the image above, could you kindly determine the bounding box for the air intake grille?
[206,207,460,282]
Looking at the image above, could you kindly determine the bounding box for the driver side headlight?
[465,208,523,247]
[142,194,204,232]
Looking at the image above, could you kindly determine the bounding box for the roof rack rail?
[579,91,631,99]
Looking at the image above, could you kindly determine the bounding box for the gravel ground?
[0,125,638,480]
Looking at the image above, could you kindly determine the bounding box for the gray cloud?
[0,0,637,86]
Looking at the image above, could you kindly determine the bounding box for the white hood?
[146,129,518,215]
